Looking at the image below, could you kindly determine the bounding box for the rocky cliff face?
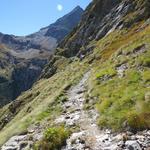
[58,0,150,57]
[0,44,49,106]
[0,6,83,106]
[41,0,150,78]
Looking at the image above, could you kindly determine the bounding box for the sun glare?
[57,4,63,11]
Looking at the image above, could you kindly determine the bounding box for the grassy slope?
[0,57,88,145]
[88,22,150,131]
[0,21,149,145]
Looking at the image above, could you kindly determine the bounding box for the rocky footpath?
[55,72,150,150]
[1,124,43,150]
[1,72,150,150]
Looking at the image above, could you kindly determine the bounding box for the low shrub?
[142,70,150,82]
[34,126,70,150]
[127,111,150,132]
[96,67,117,80]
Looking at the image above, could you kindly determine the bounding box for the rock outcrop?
[58,0,150,57]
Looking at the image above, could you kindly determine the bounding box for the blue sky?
[0,0,91,36]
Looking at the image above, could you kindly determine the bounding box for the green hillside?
[0,0,150,149]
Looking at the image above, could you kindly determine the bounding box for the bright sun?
[57,4,63,11]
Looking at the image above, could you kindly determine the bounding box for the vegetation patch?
[88,23,150,131]
[34,126,70,150]
[96,66,117,80]
[0,60,88,146]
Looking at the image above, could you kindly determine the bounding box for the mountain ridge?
[0,6,84,52]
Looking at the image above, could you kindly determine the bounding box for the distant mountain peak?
[45,6,84,41]
[73,5,83,11]
[67,5,83,16]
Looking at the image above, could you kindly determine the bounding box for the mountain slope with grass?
[0,0,150,149]
[0,6,83,107]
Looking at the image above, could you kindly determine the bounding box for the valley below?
[0,6,83,107]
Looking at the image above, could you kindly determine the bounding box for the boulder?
[125,140,142,150]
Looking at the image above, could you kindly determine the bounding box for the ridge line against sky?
[0,0,91,36]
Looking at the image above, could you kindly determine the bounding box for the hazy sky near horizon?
[0,0,91,36]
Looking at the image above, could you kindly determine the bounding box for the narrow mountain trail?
[55,72,105,149]
[55,72,150,150]
[55,72,120,150]
[1,72,150,150]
